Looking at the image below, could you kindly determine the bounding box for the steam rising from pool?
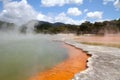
[1,21,120,80]
[0,32,68,80]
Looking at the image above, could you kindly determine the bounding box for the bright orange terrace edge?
[29,43,89,80]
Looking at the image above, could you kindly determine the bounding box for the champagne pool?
[0,34,68,80]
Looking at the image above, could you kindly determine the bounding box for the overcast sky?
[0,0,120,25]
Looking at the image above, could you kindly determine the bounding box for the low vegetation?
[0,18,120,35]
[33,18,120,35]
[0,21,15,31]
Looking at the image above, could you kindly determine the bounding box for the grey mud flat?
[64,40,120,80]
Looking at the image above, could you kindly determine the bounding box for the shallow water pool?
[0,34,68,80]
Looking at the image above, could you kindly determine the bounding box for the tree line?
[33,18,120,35]
[0,18,120,35]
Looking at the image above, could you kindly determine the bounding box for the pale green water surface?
[0,34,68,80]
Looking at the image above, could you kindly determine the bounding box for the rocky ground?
[65,40,120,80]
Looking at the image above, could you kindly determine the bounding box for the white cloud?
[37,13,53,22]
[0,0,83,25]
[0,0,37,24]
[0,0,11,3]
[54,12,83,25]
[113,0,120,10]
[86,11,103,19]
[67,7,82,16]
[96,18,111,22]
[103,0,120,10]
[41,0,83,7]
[37,12,84,25]
[103,0,114,5]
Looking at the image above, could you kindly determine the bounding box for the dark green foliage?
[78,21,92,34]
[34,21,79,34]
[1,18,119,35]
[34,22,52,33]
[0,21,15,31]
[33,18,120,35]
[77,19,120,35]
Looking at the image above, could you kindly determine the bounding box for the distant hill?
[20,20,67,33]
[34,21,68,34]
[0,20,16,31]
[5,18,120,35]
[52,22,65,27]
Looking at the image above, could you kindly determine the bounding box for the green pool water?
[0,34,68,80]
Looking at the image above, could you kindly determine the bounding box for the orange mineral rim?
[29,43,89,80]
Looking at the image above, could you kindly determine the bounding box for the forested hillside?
[32,18,120,35]
[0,21,15,31]
[1,18,120,35]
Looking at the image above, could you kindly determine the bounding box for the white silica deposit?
[65,40,120,80]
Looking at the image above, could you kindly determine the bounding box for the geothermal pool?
[0,34,68,80]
